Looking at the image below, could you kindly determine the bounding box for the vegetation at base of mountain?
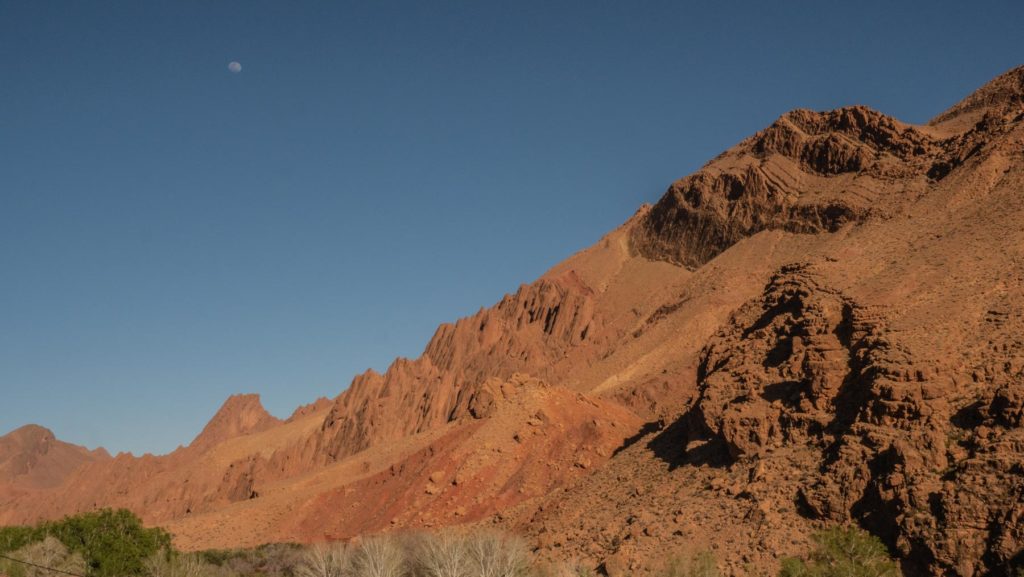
[659,551,719,577]
[0,509,171,577]
[198,543,306,577]
[778,527,901,577]
[0,536,87,577]
[0,514,919,577]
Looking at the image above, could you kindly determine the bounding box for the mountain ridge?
[2,66,1023,577]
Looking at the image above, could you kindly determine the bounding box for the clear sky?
[1,1,1021,455]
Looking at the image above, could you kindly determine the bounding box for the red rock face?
[3,66,1024,577]
[315,272,599,463]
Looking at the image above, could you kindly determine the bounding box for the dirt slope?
[1,66,1022,577]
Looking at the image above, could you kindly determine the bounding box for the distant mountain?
[0,424,108,490]
[2,66,1022,577]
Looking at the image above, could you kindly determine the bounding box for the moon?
[228,61,242,73]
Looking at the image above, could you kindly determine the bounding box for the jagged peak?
[746,105,932,168]
[287,397,333,421]
[189,393,282,451]
[780,105,894,131]
[930,65,1024,128]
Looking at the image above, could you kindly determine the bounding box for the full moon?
[228,61,242,73]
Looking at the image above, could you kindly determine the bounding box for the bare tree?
[143,551,210,577]
[353,537,405,577]
[296,543,353,577]
[465,531,530,577]
[413,530,473,577]
[10,537,86,577]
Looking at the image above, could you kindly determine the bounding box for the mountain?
[188,394,282,453]
[1,66,1022,577]
[0,425,109,490]
[0,424,106,522]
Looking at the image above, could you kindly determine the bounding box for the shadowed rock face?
[2,66,1024,577]
[629,106,939,269]
[684,257,1024,576]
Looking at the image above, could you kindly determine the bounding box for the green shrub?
[196,543,304,577]
[661,551,719,577]
[0,525,44,555]
[533,558,592,577]
[43,509,172,577]
[0,509,171,577]
[778,527,901,577]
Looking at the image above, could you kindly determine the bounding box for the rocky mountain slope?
[2,66,1022,577]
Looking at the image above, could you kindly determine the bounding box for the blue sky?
[1,1,1021,455]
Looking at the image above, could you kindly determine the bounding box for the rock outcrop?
[316,272,600,462]
[630,106,938,269]
[679,253,1024,575]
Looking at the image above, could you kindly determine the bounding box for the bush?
[44,509,173,577]
[144,552,212,577]
[0,509,171,577]
[661,551,719,577]
[0,536,87,577]
[778,527,901,577]
[533,559,593,577]
[1,518,541,577]
[0,526,43,555]
[198,543,304,577]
